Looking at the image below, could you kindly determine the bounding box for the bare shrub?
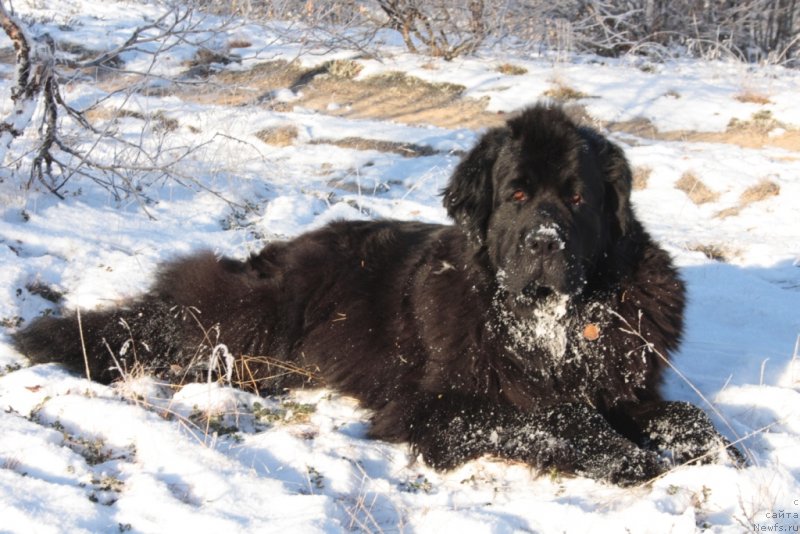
[561,0,800,65]
[374,0,492,60]
[0,3,242,208]
[192,0,800,65]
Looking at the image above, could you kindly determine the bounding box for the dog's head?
[442,104,634,311]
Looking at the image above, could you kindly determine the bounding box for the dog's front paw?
[578,447,667,487]
[643,401,746,468]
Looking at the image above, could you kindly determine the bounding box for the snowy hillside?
[1,1,799,532]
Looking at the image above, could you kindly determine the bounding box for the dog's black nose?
[524,229,563,255]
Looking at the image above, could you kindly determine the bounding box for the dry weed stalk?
[343,459,401,533]
[76,308,92,381]
[608,309,760,485]
[233,354,322,394]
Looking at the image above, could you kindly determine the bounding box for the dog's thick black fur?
[14,104,740,485]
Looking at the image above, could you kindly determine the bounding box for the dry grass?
[186,48,233,68]
[686,243,734,262]
[84,107,179,132]
[227,39,252,49]
[714,206,742,219]
[309,137,437,157]
[715,178,781,218]
[255,125,299,147]
[366,71,465,94]
[230,354,322,395]
[179,60,307,107]
[295,72,493,130]
[734,91,771,105]
[496,63,528,75]
[25,281,64,303]
[608,117,660,139]
[675,171,720,204]
[325,59,363,79]
[176,61,498,130]
[632,166,652,190]
[740,178,780,204]
[132,58,800,151]
[607,116,800,151]
[543,82,590,101]
[727,110,783,133]
[183,48,239,77]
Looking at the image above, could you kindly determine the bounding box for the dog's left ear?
[442,128,508,245]
[580,127,634,237]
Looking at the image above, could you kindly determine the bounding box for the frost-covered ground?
[1,1,799,532]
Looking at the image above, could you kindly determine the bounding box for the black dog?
[14,104,740,485]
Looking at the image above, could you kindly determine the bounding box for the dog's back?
[13,220,450,391]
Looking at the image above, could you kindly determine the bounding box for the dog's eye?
[511,190,528,203]
[569,193,583,206]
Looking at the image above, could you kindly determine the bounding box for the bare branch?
[0,2,54,163]
[0,2,249,210]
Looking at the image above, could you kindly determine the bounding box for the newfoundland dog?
[14,104,740,485]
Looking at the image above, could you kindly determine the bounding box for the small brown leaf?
[25,385,42,392]
[583,323,600,341]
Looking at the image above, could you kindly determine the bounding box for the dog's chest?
[494,300,629,385]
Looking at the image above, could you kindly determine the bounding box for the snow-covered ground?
[1,1,799,532]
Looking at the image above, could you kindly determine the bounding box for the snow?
[1,1,799,532]
[503,292,571,362]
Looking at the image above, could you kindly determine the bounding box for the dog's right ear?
[442,128,507,246]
